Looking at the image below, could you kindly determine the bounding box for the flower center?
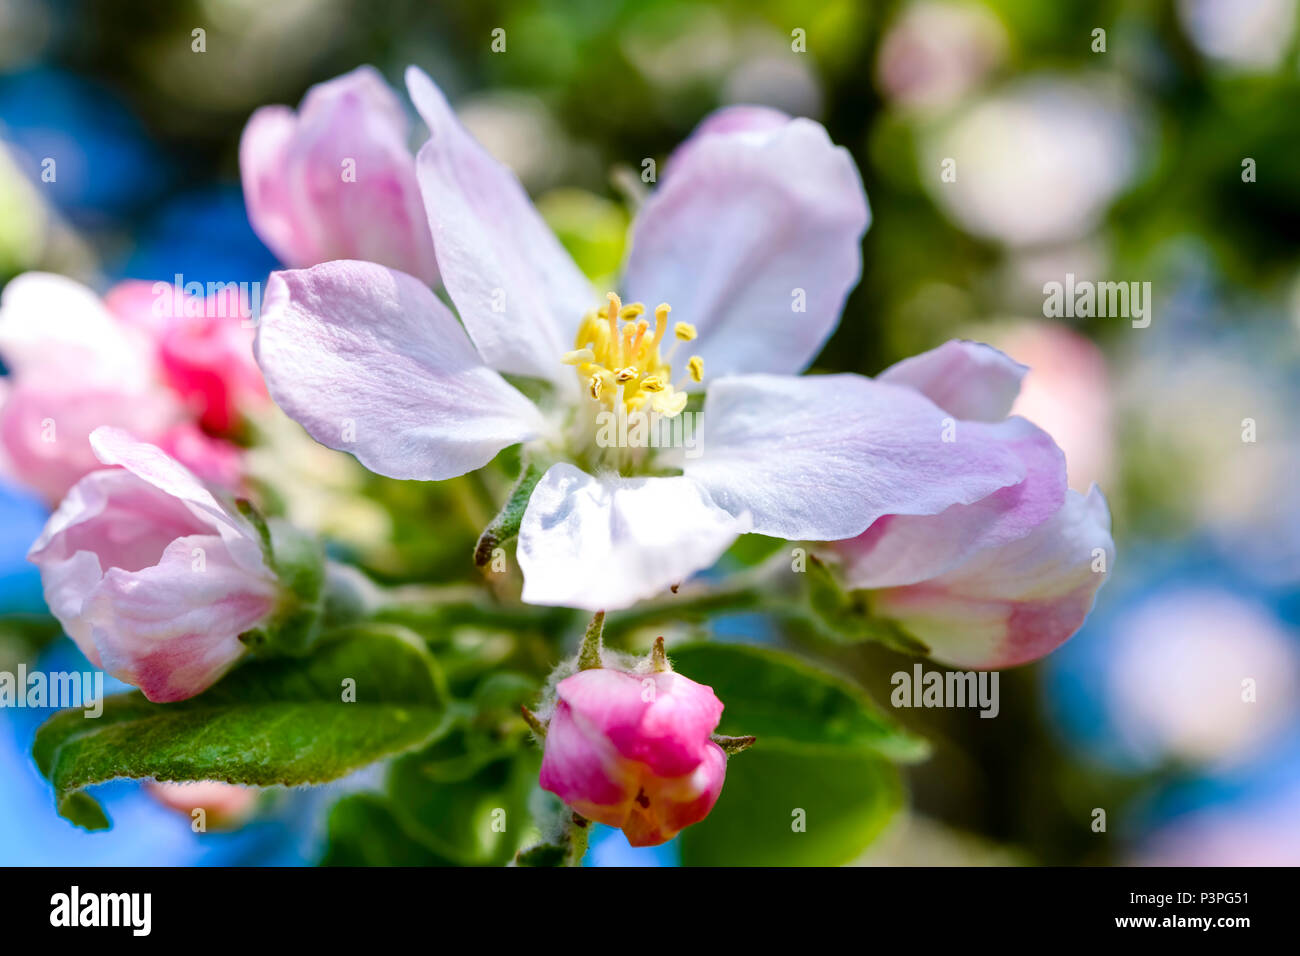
[562,292,702,419]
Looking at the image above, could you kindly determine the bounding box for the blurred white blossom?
[1178,0,1297,72]
[924,78,1143,246]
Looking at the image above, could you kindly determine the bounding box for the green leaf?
[385,747,540,866]
[33,624,449,831]
[679,744,902,866]
[322,794,453,866]
[668,643,929,762]
[515,842,567,867]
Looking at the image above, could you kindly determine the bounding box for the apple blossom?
[255,66,1047,612]
[830,340,1115,668]
[27,427,278,702]
[240,65,437,283]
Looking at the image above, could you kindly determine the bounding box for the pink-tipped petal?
[89,426,264,574]
[877,339,1028,422]
[870,486,1115,669]
[558,669,724,777]
[834,416,1066,588]
[538,663,728,846]
[538,699,640,817]
[27,443,279,700]
[86,534,277,701]
[683,373,1028,541]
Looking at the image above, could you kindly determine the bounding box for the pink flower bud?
[239,66,438,283]
[27,427,277,702]
[538,667,727,847]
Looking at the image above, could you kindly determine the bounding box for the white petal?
[622,117,869,381]
[0,272,151,381]
[255,260,545,482]
[406,66,593,387]
[518,463,749,611]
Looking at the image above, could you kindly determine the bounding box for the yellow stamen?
[630,319,649,355]
[606,292,622,354]
[565,293,697,420]
[651,303,671,348]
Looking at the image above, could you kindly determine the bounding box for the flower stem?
[564,812,591,867]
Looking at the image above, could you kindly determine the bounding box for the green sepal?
[473,458,544,567]
[239,517,327,658]
[801,555,931,656]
